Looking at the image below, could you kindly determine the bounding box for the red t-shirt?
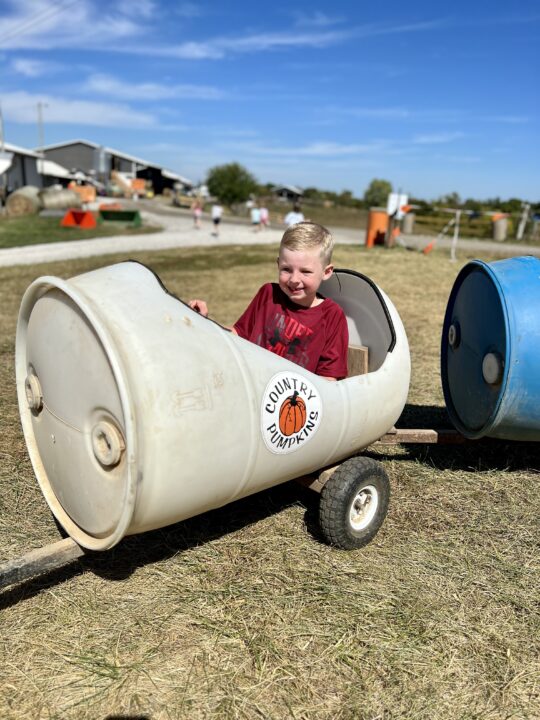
[234,283,349,378]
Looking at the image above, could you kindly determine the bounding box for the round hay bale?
[39,188,82,210]
[6,186,42,218]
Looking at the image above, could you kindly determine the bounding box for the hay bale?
[5,186,42,217]
[39,188,82,210]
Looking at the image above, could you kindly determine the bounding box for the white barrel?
[402,212,415,234]
[16,262,410,550]
[493,217,508,241]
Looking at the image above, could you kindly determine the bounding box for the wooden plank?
[294,464,339,494]
[0,537,85,591]
[375,428,467,445]
[347,344,369,377]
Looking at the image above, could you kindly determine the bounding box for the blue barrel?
[441,256,540,440]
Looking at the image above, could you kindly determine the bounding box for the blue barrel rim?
[441,259,512,439]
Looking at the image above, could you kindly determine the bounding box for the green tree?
[303,186,324,202]
[439,192,461,208]
[500,197,523,213]
[363,179,392,208]
[338,190,354,206]
[206,163,258,206]
[463,198,482,212]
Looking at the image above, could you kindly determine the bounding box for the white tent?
[37,158,74,179]
[0,151,14,175]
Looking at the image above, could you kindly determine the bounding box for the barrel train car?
[3,255,538,589]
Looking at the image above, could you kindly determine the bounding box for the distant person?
[284,204,305,227]
[259,205,269,229]
[191,198,203,229]
[189,222,348,380]
[211,203,223,237]
[250,204,261,231]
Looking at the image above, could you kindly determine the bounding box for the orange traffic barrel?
[365,207,388,248]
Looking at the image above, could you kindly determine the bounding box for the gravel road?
[1,203,538,268]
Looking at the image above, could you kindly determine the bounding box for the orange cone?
[61,209,97,229]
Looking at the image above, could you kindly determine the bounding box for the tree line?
[206,162,539,215]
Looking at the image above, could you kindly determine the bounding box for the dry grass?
[0,243,539,719]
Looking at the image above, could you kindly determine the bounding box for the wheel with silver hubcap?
[319,456,390,550]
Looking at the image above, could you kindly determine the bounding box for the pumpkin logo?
[279,391,306,436]
[261,371,322,454]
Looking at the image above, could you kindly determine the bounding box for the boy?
[189,222,348,380]
[284,204,305,226]
[211,203,223,237]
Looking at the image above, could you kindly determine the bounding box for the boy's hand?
[188,299,209,317]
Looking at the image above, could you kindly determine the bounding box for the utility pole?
[0,103,4,154]
[516,203,530,241]
[0,103,6,207]
[37,101,48,174]
[37,101,48,149]
[450,209,462,262]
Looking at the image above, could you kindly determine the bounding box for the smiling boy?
[189,222,349,380]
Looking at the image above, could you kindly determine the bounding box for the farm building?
[37,158,97,189]
[275,184,304,203]
[0,142,42,195]
[37,140,192,195]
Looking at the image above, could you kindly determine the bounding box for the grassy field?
[0,244,539,719]
[0,214,160,249]
[265,201,369,231]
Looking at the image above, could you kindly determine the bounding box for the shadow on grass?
[371,403,540,473]
[3,403,538,606]
[0,481,319,609]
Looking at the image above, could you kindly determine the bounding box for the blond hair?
[280,222,334,265]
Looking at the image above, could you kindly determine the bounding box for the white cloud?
[221,140,388,158]
[483,115,529,124]
[1,91,156,128]
[146,29,351,59]
[0,3,446,59]
[295,141,387,156]
[84,73,225,100]
[10,57,60,77]
[117,0,156,18]
[445,155,481,163]
[294,11,344,28]
[143,20,443,60]
[413,132,465,144]
[0,0,147,50]
[220,29,348,52]
[156,41,225,60]
[330,105,466,122]
[347,107,413,119]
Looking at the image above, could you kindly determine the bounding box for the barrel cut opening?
[136,260,398,377]
[322,270,397,374]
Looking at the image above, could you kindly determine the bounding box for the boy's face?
[277,247,333,308]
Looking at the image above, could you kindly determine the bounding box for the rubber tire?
[319,456,390,550]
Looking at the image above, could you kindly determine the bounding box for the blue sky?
[1,0,538,201]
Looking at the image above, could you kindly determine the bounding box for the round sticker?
[261,371,323,454]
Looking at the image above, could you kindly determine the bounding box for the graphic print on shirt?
[262,312,315,368]
[261,371,323,454]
